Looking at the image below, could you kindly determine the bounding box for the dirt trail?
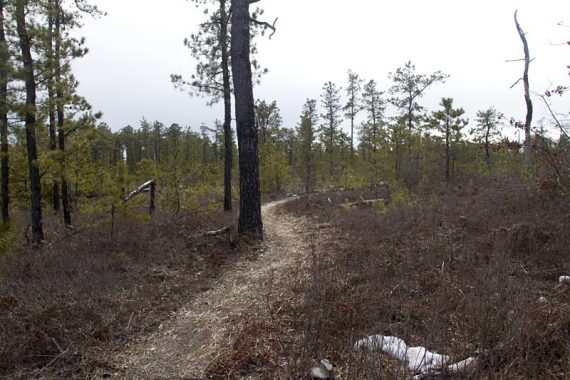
[114,199,308,379]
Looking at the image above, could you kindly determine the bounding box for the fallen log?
[205,226,230,237]
[204,225,237,248]
[349,198,387,207]
[121,180,156,202]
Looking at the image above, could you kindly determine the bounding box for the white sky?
[72,0,570,138]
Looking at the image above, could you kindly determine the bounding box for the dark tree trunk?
[231,0,262,237]
[54,1,71,227]
[484,129,491,166]
[445,119,450,182]
[0,0,9,224]
[349,111,354,157]
[515,10,533,164]
[16,0,44,243]
[149,181,156,215]
[47,0,60,212]
[220,0,232,212]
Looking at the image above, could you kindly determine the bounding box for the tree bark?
[220,0,232,212]
[0,0,9,224]
[16,0,44,243]
[54,0,71,227]
[445,117,450,183]
[231,0,262,237]
[47,0,60,212]
[514,10,533,165]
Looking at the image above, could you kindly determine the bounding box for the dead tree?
[514,10,533,165]
[121,180,156,215]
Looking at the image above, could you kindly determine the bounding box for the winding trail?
[115,199,309,379]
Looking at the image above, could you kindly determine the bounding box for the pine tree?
[389,61,448,130]
[474,107,504,167]
[173,0,235,211]
[296,100,318,193]
[361,79,386,155]
[343,70,363,157]
[320,81,343,178]
[388,61,448,186]
[231,0,262,236]
[0,0,9,224]
[427,98,468,182]
[16,0,44,244]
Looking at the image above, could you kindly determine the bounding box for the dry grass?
[0,207,235,378]
[226,177,570,379]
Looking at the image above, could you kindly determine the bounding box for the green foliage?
[0,222,15,257]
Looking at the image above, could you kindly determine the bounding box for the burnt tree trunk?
[54,1,71,227]
[445,117,450,183]
[0,0,9,224]
[231,0,262,237]
[47,0,60,212]
[515,10,533,165]
[220,0,232,212]
[16,0,44,243]
[484,128,491,167]
[149,181,156,215]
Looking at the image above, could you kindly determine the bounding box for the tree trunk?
[515,10,533,165]
[47,0,60,212]
[445,119,450,182]
[220,0,232,212]
[484,128,491,167]
[350,110,354,158]
[0,0,9,224]
[16,0,44,244]
[231,0,262,237]
[54,1,71,227]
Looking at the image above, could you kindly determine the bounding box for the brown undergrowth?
[223,177,570,379]
[0,208,235,378]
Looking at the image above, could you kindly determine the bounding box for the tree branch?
[533,90,570,139]
[250,17,278,39]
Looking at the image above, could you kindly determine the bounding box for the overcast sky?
[72,0,570,138]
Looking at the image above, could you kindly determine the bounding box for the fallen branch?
[205,226,230,237]
[349,198,387,207]
[121,180,155,202]
[305,194,339,207]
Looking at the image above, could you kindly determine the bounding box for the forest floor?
[3,178,570,379]
[107,199,311,379]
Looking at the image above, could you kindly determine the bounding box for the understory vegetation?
[0,0,568,378]
[204,177,570,379]
[0,205,237,378]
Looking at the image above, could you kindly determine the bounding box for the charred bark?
[231,0,262,237]
[47,0,60,212]
[220,0,233,212]
[54,1,71,227]
[16,0,44,243]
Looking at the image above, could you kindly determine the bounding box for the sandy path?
[114,199,308,379]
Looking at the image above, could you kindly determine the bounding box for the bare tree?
[513,10,533,164]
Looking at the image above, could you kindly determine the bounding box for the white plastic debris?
[309,358,335,379]
[354,335,407,361]
[406,346,449,373]
[537,296,548,305]
[309,367,329,379]
[447,356,477,374]
[354,334,448,374]
[559,275,570,283]
[320,359,333,372]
